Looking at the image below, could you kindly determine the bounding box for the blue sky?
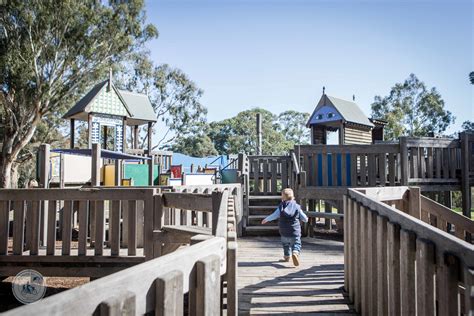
[145,0,473,135]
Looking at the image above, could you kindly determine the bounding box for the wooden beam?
[91,143,101,186]
[70,119,75,149]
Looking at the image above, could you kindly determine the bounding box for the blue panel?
[309,105,342,125]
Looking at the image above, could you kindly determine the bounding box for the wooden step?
[244,225,280,236]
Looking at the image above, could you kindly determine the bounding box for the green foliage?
[371,74,454,140]
[116,54,207,149]
[461,121,474,132]
[206,108,298,155]
[167,134,218,157]
[0,0,157,187]
[277,110,310,144]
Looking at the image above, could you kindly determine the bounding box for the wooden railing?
[3,187,238,315]
[248,155,292,195]
[344,186,474,315]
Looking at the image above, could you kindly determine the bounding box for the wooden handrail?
[345,187,474,315]
[3,237,227,315]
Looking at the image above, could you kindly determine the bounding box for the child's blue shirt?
[264,203,308,222]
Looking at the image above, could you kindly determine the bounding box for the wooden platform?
[238,237,356,315]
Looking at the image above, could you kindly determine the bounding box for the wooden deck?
[238,236,356,315]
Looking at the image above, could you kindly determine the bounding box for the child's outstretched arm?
[261,208,280,224]
[298,207,309,223]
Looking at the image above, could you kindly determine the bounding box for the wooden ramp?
[238,237,356,315]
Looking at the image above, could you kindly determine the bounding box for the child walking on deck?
[261,188,308,266]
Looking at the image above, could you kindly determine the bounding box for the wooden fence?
[297,133,473,217]
[247,155,292,195]
[0,184,241,278]
[344,186,474,315]
[3,186,238,315]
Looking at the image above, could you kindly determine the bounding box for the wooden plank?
[195,255,221,316]
[341,153,347,186]
[13,201,25,255]
[408,187,421,219]
[94,200,105,256]
[297,143,400,154]
[442,148,449,179]
[46,201,57,255]
[378,153,387,186]
[144,191,155,260]
[400,229,416,315]
[343,196,349,293]
[29,201,40,255]
[435,148,442,178]
[271,159,278,194]
[163,192,213,212]
[331,153,337,186]
[464,268,474,316]
[110,200,121,256]
[437,253,460,316]
[227,241,238,316]
[263,159,269,193]
[368,153,376,186]
[400,137,409,185]
[367,210,377,315]
[0,201,9,255]
[388,153,396,186]
[61,200,72,255]
[360,154,366,186]
[155,271,184,316]
[353,201,361,313]
[416,238,435,316]
[350,154,357,187]
[97,292,135,316]
[426,147,433,178]
[360,206,368,314]
[376,215,388,316]
[387,222,400,316]
[78,201,88,256]
[449,147,457,179]
[253,159,260,193]
[321,153,328,186]
[281,158,289,189]
[128,200,137,256]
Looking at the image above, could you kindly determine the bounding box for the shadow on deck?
[237,237,357,315]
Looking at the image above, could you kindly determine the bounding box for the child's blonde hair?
[281,188,295,200]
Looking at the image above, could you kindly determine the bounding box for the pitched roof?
[63,79,156,125]
[63,80,109,120]
[307,94,374,128]
[117,90,157,124]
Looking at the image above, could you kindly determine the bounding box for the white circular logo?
[11,269,46,304]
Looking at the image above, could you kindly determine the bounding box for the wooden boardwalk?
[238,236,356,315]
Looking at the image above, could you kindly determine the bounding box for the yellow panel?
[121,178,132,186]
[103,165,116,186]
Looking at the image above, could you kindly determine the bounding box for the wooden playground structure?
[0,84,473,314]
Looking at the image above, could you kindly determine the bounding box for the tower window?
[327,113,335,119]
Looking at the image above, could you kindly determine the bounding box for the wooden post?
[147,122,153,153]
[92,143,101,186]
[256,113,262,155]
[70,119,75,149]
[122,118,127,151]
[227,241,238,316]
[155,271,184,316]
[133,125,139,149]
[38,144,50,247]
[97,291,136,316]
[114,160,122,186]
[400,137,409,185]
[103,125,108,150]
[194,255,221,316]
[88,113,93,149]
[408,186,421,219]
[148,122,154,185]
[461,132,471,218]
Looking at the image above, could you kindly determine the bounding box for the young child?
[261,188,308,266]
